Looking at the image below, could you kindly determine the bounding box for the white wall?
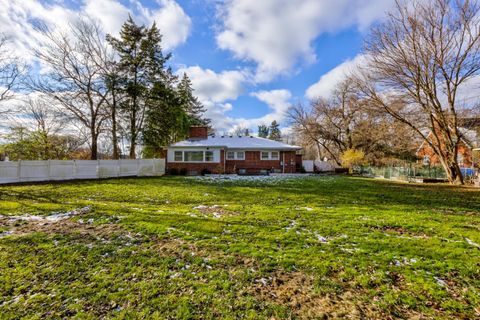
[0,159,165,184]
[167,148,221,163]
[302,160,337,172]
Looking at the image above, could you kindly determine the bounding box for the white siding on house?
[167,148,221,163]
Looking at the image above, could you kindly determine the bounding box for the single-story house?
[166,126,302,175]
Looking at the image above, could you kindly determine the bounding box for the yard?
[0,176,479,319]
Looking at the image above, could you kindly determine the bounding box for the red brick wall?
[417,140,474,167]
[225,151,297,173]
[189,126,208,140]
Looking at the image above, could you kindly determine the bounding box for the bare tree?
[18,96,64,135]
[289,79,364,165]
[290,78,418,165]
[32,18,110,160]
[0,34,24,115]
[358,0,480,184]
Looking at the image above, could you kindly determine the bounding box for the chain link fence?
[358,164,477,183]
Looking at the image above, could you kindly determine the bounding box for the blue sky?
[0,0,396,133]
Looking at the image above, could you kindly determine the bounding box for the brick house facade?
[416,127,479,168]
[166,127,302,175]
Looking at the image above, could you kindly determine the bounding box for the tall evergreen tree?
[177,73,209,126]
[143,82,188,157]
[107,16,170,159]
[268,120,282,141]
[258,124,269,138]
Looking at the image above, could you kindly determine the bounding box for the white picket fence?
[0,159,165,184]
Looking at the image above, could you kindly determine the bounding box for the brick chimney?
[189,126,209,140]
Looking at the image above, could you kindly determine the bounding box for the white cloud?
[176,66,292,133]
[305,54,367,100]
[216,0,394,82]
[219,89,293,133]
[131,0,192,50]
[83,0,131,36]
[233,89,292,129]
[0,0,191,63]
[177,66,248,103]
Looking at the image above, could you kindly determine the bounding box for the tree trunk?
[111,97,119,159]
[129,139,136,159]
[91,132,98,160]
[437,153,464,185]
[443,163,464,185]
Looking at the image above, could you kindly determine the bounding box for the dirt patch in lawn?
[193,205,240,218]
[0,209,122,239]
[249,270,388,319]
[369,225,429,238]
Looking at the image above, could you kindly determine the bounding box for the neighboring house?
[416,126,480,168]
[166,126,302,175]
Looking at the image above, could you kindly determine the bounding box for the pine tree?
[258,124,269,138]
[268,120,282,141]
[107,16,171,159]
[143,82,189,157]
[177,73,210,126]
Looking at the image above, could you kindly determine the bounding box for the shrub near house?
[166,126,302,175]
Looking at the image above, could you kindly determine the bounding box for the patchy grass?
[0,176,479,319]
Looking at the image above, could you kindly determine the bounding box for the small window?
[184,151,203,162]
[261,151,280,160]
[205,151,214,162]
[174,151,182,162]
[423,155,430,166]
[236,151,245,160]
[227,151,235,160]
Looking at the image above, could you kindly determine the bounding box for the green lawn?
[0,176,479,319]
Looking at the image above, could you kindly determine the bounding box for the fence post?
[97,159,101,179]
[17,160,21,183]
[47,160,51,180]
[73,160,77,179]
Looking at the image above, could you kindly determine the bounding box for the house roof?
[168,135,301,150]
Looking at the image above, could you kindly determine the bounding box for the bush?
[201,168,212,176]
[179,168,188,176]
[340,149,365,173]
[299,165,306,173]
[168,168,178,176]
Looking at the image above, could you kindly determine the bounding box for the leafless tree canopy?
[0,34,25,116]
[355,0,480,184]
[32,18,110,160]
[289,78,418,166]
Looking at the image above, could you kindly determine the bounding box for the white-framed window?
[261,151,280,160]
[226,151,245,160]
[174,151,183,162]
[184,151,204,162]
[205,151,214,162]
[172,150,216,162]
